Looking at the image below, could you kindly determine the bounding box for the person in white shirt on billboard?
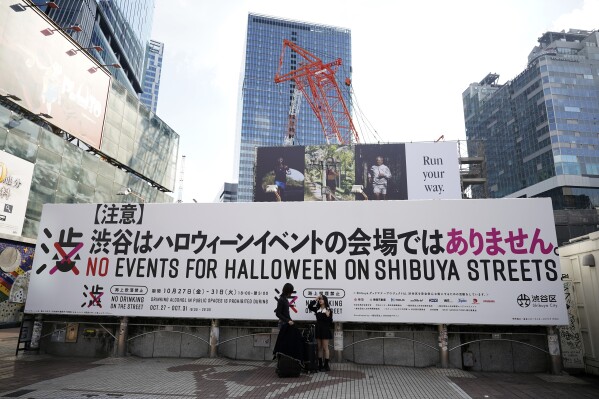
[368,156,391,200]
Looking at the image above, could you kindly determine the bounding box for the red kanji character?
[469,229,484,256]
[504,228,528,255]
[485,228,505,255]
[446,228,468,255]
[529,228,554,254]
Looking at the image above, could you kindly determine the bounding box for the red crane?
[274,39,359,145]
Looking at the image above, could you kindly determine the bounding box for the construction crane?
[274,40,359,145]
[177,155,185,203]
[284,87,302,146]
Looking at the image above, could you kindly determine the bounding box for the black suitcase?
[275,353,302,378]
[303,341,319,373]
[302,325,319,373]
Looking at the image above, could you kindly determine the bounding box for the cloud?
[551,0,599,31]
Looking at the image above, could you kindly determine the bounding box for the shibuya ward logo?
[36,227,83,275]
[517,294,531,308]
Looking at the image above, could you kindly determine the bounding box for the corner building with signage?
[463,29,599,244]
[0,0,178,330]
[235,14,352,202]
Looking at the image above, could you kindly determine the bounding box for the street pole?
[117,316,129,357]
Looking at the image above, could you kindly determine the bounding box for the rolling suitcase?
[302,324,319,373]
[276,353,302,378]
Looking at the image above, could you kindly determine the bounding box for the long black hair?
[282,283,294,297]
[320,294,331,310]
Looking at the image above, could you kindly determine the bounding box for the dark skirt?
[315,323,332,339]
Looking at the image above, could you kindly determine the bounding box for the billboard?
[25,199,567,325]
[254,146,305,202]
[254,142,460,202]
[0,151,34,236]
[0,0,110,149]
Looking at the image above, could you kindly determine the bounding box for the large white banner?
[405,142,461,199]
[0,151,34,236]
[25,199,567,325]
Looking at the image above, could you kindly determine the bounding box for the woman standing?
[275,283,295,330]
[307,294,333,371]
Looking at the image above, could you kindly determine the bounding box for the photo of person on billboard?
[304,145,354,201]
[368,155,392,200]
[354,144,407,201]
[254,146,305,202]
[274,157,290,201]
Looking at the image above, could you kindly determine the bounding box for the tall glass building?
[44,0,155,96]
[463,29,599,242]
[140,39,164,114]
[235,14,352,202]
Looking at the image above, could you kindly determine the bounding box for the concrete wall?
[36,320,552,372]
[40,323,116,357]
[127,326,210,358]
[219,326,276,361]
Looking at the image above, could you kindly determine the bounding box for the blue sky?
[151,0,598,202]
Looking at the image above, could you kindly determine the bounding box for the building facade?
[140,39,164,114]
[235,14,352,202]
[463,29,599,243]
[214,182,238,203]
[45,0,155,96]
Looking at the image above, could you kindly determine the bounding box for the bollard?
[210,319,220,358]
[547,326,562,374]
[438,324,449,368]
[117,316,129,357]
[333,322,343,363]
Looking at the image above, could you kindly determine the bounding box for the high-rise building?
[214,182,238,203]
[234,14,352,202]
[463,29,599,243]
[44,0,155,96]
[140,39,164,114]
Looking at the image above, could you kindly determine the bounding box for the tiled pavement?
[0,328,598,398]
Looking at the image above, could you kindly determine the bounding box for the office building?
[140,39,164,114]
[234,14,352,202]
[45,0,155,96]
[214,182,238,203]
[463,29,599,243]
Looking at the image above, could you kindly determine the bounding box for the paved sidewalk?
[0,328,597,398]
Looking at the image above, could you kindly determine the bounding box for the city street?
[0,328,598,399]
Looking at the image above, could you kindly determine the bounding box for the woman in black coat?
[307,294,333,371]
[275,283,295,330]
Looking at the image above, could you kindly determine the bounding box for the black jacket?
[275,296,291,323]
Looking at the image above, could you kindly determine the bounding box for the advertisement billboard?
[405,141,462,199]
[254,146,305,202]
[0,150,34,236]
[254,142,460,202]
[25,199,567,325]
[0,0,110,149]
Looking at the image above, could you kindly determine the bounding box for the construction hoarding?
[25,199,567,325]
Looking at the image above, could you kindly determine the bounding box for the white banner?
[25,199,567,325]
[405,142,461,199]
[0,151,34,236]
